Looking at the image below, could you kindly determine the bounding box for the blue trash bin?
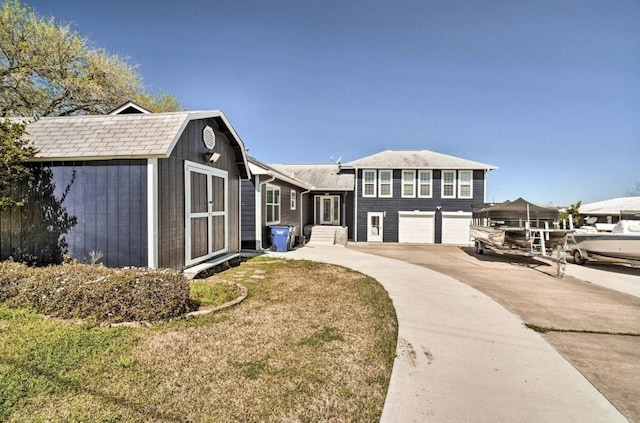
[270,226,291,252]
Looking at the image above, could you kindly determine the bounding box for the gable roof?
[345,149,497,170]
[579,196,640,215]
[248,157,311,189]
[109,101,152,115]
[269,164,354,191]
[17,111,250,178]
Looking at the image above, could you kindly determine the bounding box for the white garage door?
[441,212,472,245]
[398,212,435,243]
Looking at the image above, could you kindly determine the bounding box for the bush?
[0,262,191,323]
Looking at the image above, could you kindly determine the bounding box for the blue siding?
[355,169,486,242]
[0,160,148,267]
[241,178,257,249]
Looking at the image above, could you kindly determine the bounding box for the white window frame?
[362,170,377,198]
[418,170,432,198]
[458,170,473,199]
[266,184,281,225]
[290,189,297,210]
[378,170,393,198]
[441,170,456,199]
[401,170,416,198]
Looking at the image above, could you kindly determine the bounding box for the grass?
[0,258,398,422]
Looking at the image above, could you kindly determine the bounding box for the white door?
[185,162,228,266]
[442,212,472,245]
[315,195,340,225]
[367,212,384,242]
[398,212,435,243]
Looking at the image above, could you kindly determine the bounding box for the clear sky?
[24,0,640,206]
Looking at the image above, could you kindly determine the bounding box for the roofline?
[248,157,312,189]
[349,165,498,171]
[162,110,250,179]
[29,154,167,162]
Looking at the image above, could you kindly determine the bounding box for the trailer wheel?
[573,250,586,265]
[475,241,484,255]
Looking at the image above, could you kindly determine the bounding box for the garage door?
[441,212,472,245]
[398,212,435,243]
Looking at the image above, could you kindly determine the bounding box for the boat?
[471,198,570,255]
[568,220,640,264]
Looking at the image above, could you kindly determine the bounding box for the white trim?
[110,101,152,115]
[398,211,437,217]
[401,170,416,198]
[417,170,433,198]
[362,170,377,198]
[290,189,297,210]
[367,212,384,242]
[265,183,281,225]
[354,169,359,242]
[458,170,473,199]
[441,211,473,217]
[147,159,159,268]
[378,170,393,198]
[255,176,263,249]
[441,170,456,199]
[184,161,229,267]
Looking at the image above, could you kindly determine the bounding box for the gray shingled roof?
[15,111,248,163]
[248,157,312,189]
[345,150,497,170]
[269,164,354,190]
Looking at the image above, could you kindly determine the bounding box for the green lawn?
[0,258,398,422]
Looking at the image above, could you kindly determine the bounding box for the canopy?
[473,198,560,220]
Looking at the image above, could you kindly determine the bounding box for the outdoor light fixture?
[209,152,221,162]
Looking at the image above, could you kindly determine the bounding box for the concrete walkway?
[269,245,628,423]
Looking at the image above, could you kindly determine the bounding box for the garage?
[441,212,472,245]
[398,211,435,243]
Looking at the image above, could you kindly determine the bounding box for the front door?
[367,212,384,242]
[315,195,340,225]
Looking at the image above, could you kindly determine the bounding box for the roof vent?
[203,126,216,150]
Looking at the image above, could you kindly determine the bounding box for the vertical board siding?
[0,160,147,267]
[158,118,243,269]
[355,169,486,242]
[240,179,257,249]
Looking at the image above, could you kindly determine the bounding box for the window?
[290,189,297,210]
[418,170,432,198]
[442,171,456,198]
[378,170,393,197]
[402,170,416,198]
[363,170,377,197]
[266,185,280,224]
[458,171,472,198]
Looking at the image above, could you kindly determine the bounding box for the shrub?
[0,262,191,323]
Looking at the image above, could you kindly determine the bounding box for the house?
[246,149,496,249]
[579,196,640,231]
[0,109,250,270]
[240,157,311,250]
[345,150,497,244]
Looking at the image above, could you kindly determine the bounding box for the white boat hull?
[568,233,640,261]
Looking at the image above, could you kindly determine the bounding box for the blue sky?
[25,0,640,206]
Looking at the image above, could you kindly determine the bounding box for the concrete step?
[308,226,337,246]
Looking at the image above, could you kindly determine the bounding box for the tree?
[625,182,640,197]
[0,119,35,210]
[559,201,582,229]
[133,90,184,113]
[0,0,181,116]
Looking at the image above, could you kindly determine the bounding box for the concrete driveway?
[270,245,629,423]
[349,243,640,423]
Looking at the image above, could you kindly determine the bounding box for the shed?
[0,111,249,270]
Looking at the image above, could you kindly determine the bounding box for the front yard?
[0,257,397,422]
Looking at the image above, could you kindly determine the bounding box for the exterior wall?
[158,118,242,269]
[0,160,147,267]
[355,169,486,242]
[261,179,303,248]
[240,178,257,250]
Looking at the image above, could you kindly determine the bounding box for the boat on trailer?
[569,220,640,266]
[470,198,570,275]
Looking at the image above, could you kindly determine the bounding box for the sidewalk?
[269,245,627,423]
